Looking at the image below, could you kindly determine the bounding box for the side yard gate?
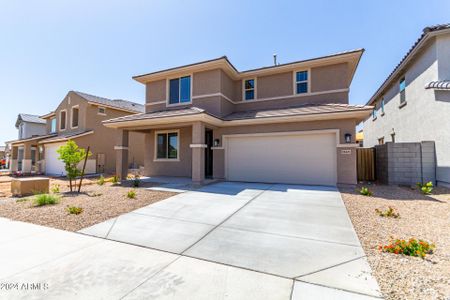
[356,148,376,182]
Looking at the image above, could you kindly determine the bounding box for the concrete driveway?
[79,181,382,299]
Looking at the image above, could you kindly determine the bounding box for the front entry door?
[205,129,213,178]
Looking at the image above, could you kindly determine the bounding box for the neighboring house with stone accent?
[7,91,145,175]
[363,24,450,187]
[104,50,373,185]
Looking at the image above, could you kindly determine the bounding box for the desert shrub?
[379,238,435,258]
[132,175,140,187]
[97,175,105,186]
[375,206,400,218]
[66,206,83,215]
[111,175,119,185]
[34,194,60,206]
[360,186,372,196]
[127,189,137,199]
[51,184,60,194]
[416,181,433,195]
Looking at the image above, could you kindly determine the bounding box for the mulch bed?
[0,182,177,231]
[340,184,450,300]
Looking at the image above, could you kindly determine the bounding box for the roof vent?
[273,53,277,66]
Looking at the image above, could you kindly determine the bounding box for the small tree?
[57,140,91,192]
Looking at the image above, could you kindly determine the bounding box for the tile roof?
[425,80,450,90]
[73,91,144,113]
[16,113,46,126]
[104,104,372,124]
[38,130,94,144]
[223,103,372,120]
[368,24,450,105]
[103,107,205,123]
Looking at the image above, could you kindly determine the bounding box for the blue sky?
[1,0,449,143]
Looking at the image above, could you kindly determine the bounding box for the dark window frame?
[155,131,179,160]
[295,70,308,94]
[169,76,191,105]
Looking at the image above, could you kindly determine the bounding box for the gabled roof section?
[38,129,94,144]
[73,91,144,113]
[133,49,364,86]
[15,113,46,128]
[367,24,450,105]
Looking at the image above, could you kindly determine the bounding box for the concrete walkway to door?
[80,181,382,299]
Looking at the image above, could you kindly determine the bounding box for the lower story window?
[156,131,179,160]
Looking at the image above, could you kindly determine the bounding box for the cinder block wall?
[375,142,436,185]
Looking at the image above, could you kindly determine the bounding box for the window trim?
[372,104,377,120]
[98,106,106,115]
[293,69,310,95]
[59,109,67,131]
[70,105,79,129]
[399,76,406,105]
[380,97,385,116]
[154,129,180,162]
[242,78,257,101]
[50,117,57,133]
[166,75,193,107]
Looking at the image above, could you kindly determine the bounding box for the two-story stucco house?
[8,91,145,175]
[105,50,372,186]
[363,24,450,187]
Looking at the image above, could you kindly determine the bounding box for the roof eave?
[367,27,450,105]
[103,108,372,130]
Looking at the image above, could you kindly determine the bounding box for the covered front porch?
[8,137,48,174]
[115,121,215,185]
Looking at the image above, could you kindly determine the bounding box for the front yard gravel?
[0,182,177,231]
[340,184,450,300]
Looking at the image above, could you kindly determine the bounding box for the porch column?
[22,143,32,173]
[191,122,205,185]
[115,130,129,181]
[10,146,18,172]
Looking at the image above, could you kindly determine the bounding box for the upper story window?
[59,110,67,131]
[295,71,308,94]
[169,76,191,105]
[71,106,79,128]
[98,107,106,115]
[399,77,406,105]
[155,130,179,160]
[372,105,377,120]
[50,118,56,133]
[381,97,385,115]
[244,79,256,100]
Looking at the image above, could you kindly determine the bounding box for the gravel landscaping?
[0,179,177,231]
[340,184,450,300]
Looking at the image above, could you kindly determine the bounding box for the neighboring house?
[7,91,145,175]
[104,50,373,186]
[15,113,46,140]
[356,130,364,146]
[363,24,450,187]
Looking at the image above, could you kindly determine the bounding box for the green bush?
[416,181,433,195]
[379,238,435,258]
[50,184,60,194]
[34,194,60,206]
[97,175,105,186]
[111,175,120,185]
[66,206,83,215]
[127,189,137,199]
[360,186,373,196]
[375,206,400,218]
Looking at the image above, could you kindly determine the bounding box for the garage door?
[45,143,66,176]
[225,132,337,186]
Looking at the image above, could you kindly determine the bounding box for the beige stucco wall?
[311,63,348,92]
[143,126,192,177]
[143,62,352,116]
[140,118,357,184]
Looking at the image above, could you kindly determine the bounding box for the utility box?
[11,177,50,197]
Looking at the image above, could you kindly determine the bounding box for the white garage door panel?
[45,143,67,176]
[226,133,337,186]
[45,143,97,176]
